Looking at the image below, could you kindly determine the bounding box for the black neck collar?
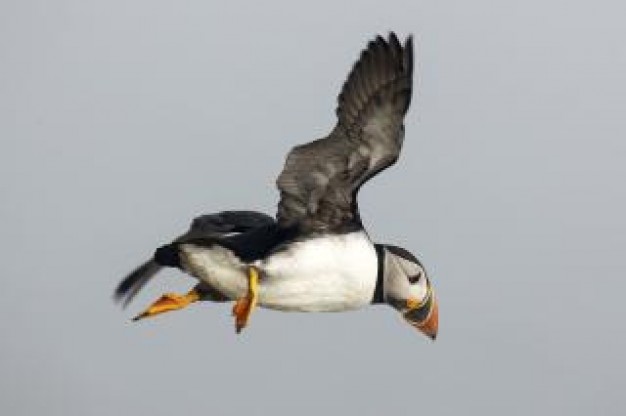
[371,244,385,304]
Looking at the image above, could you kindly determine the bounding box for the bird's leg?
[133,289,200,321]
[232,266,260,333]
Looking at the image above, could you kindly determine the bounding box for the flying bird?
[114,32,438,339]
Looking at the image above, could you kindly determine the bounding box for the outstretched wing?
[276,33,414,234]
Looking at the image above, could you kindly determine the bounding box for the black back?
[175,222,298,263]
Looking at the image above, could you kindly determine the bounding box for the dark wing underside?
[184,211,275,240]
[114,211,275,307]
[276,33,414,234]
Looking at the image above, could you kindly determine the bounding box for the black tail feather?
[113,259,162,308]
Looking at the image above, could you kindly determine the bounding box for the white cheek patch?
[411,278,428,303]
[393,256,428,303]
[396,256,423,278]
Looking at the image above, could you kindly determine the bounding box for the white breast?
[180,231,378,313]
[257,231,378,312]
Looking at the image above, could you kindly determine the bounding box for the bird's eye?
[408,270,423,284]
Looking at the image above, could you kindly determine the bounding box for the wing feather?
[276,33,414,233]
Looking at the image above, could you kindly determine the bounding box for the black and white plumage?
[115,33,438,339]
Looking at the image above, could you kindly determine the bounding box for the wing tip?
[336,31,415,128]
[403,34,414,76]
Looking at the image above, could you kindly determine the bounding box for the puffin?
[114,32,438,339]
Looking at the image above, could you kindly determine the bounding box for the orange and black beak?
[403,286,438,340]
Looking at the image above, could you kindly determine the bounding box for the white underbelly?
[180,231,378,312]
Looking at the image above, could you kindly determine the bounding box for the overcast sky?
[2,1,625,415]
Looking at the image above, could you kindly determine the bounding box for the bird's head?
[377,244,438,340]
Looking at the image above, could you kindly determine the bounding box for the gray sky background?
[2,1,625,415]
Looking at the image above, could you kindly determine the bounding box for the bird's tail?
[113,259,163,308]
[114,211,275,308]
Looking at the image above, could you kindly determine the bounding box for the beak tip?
[405,294,438,340]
